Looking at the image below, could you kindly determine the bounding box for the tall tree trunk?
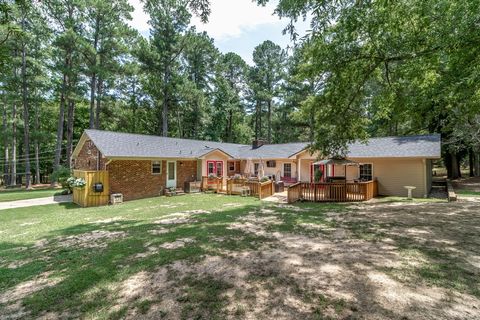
[469,149,474,177]
[21,17,31,189]
[10,57,17,187]
[450,152,460,179]
[34,102,40,185]
[254,100,260,140]
[52,67,68,186]
[474,151,480,177]
[89,16,99,129]
[11,101,16,187]
[227,109,233,142]
[65,99,75,168]
[2,102,9,186]
[89,73,96,129]
[176,109,183,138]
[267,99,272,143]
[162,66,170,137]
[130,80,138,133]
[95,77,102,129]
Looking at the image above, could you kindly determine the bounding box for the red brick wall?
[176,160,197,188]
[108,160,199,201]
[74,139,106,170]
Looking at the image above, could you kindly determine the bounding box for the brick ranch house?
[72,129,441,201]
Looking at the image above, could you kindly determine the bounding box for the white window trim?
[359,163,373,180]
[152,161,162,175]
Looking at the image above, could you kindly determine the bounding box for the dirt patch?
[57,230,127,249]
[154,217,195,225]
[159,238,195,250]
[452,176,480,192]
[0,272,63,319]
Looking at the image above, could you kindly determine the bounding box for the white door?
[166,161,177,188]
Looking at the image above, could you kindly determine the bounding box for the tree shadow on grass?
[1,200,479,319]
[0,204,271,318]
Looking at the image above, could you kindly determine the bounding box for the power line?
[0,146,69,162]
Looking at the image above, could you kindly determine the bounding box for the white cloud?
[128,0,282,40]
[128,0,150,33]
[190,0,281,40]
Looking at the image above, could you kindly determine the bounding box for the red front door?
[207,160,224,177]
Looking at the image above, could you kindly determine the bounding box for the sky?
[127,0,309,65]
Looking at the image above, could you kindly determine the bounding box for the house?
[72,129,441,201]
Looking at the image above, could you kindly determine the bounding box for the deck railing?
[226,178,274,199]
[287,180,378,203]
[201,176,223,193]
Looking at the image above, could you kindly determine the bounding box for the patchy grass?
[0,194,479,319]
[0,188,63,202]
[455,189,480,197]
[371,196,447,203]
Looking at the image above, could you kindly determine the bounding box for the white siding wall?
[350,157,427,198]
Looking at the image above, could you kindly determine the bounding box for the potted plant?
[65,176,86,193]
[314,169,323,183]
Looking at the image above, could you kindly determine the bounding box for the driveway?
[0,194,72,211]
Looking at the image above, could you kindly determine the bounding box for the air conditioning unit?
[110,193,123,205]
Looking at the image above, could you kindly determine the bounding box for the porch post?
[298,158,301,182]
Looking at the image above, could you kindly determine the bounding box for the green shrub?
[314,169,323,182]
[51,166,72,193]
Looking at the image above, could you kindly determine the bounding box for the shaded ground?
[452,177,480,198]
[0,194,479,319]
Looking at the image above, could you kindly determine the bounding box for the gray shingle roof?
[82,130,441,160]
[84,130,248,159]
[347,134,441,158]
[237,142,309,159]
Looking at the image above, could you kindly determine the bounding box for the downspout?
[105,159,113,170]
[97,150,100,171]
[423,159,427,198]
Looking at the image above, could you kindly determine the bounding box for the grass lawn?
[455,189,480,197]
[0,188,63,203]
[0,194,479,319]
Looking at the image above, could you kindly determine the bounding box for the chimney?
[252,139,266,149]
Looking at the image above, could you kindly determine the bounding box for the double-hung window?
[283,163,292,178]
[152,161,162,174]
[359,164,373,181]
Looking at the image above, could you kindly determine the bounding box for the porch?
[287,180,378,203]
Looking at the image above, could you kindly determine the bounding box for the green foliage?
[314,169,323,183]
[51,166,72,191]
[260,0,480,161]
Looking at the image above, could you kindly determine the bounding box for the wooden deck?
[287,180,378,203]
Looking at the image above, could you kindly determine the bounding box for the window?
[216,161,223,177]
[207,161,224,177]
[152,161,162,174]
[207,161,215,175]
[228,161,236,172]
[168,162,175,180]
[283,163,292,178]
[266,160,276,168]
[359,164,373,181]
[254,163,259,176]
